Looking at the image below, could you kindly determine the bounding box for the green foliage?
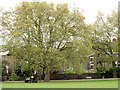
[63,70,76,74]
[14,65,31,77]
[9,73,18,78]
[91,10,118,59]
[95,67,120,77]
[63,65,85,74]
[104,67,120,75]
[91,10,118,77]
[96,64,105,73]
[1,1,92,81]
[2,76,8,81]
[9,73,19,81]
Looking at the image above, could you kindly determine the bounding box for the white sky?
[0,0,119,24]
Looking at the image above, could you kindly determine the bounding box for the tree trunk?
[44,68,50,82]
[112,61,117,78]
[42,68,45,80]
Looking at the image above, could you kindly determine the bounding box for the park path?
[2,78,118,82]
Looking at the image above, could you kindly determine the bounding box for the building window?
[6,65,8,74]
[34,70,36,74]
[115,61,117,64]
[90,65,94,70]
[90,57,94,62]
[90,58,93,61]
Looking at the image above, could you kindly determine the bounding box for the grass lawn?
[2,79,118,88]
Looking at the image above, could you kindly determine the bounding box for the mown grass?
[2,79,118,88]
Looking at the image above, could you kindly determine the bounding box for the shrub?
[15,65,31,77]
[2,76,7,81]
[9,73,19,81]
[104,67,120,75]
[96,67,120,78]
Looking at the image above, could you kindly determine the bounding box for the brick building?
[1,54,15,75]
[87,53,119,73]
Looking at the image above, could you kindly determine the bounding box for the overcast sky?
[0,0,119,24]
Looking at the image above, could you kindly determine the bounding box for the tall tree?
[91,10,118,78]
[1,1,91,81]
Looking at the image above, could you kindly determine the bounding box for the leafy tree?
[91,10,118,78]
[1,1,91,81]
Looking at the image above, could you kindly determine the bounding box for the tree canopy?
[1,1,92,81]
[90,10,118,77]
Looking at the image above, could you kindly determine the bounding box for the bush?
[116,67,120,74]
[10,73,18,78]
[9,73,20,81]
[104,67,120,75]
[95,67,120,78]
[2,76,7,81]
[15,65,31,77]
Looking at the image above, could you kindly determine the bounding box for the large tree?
[1,1,91,81]
[91,10,118,78]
